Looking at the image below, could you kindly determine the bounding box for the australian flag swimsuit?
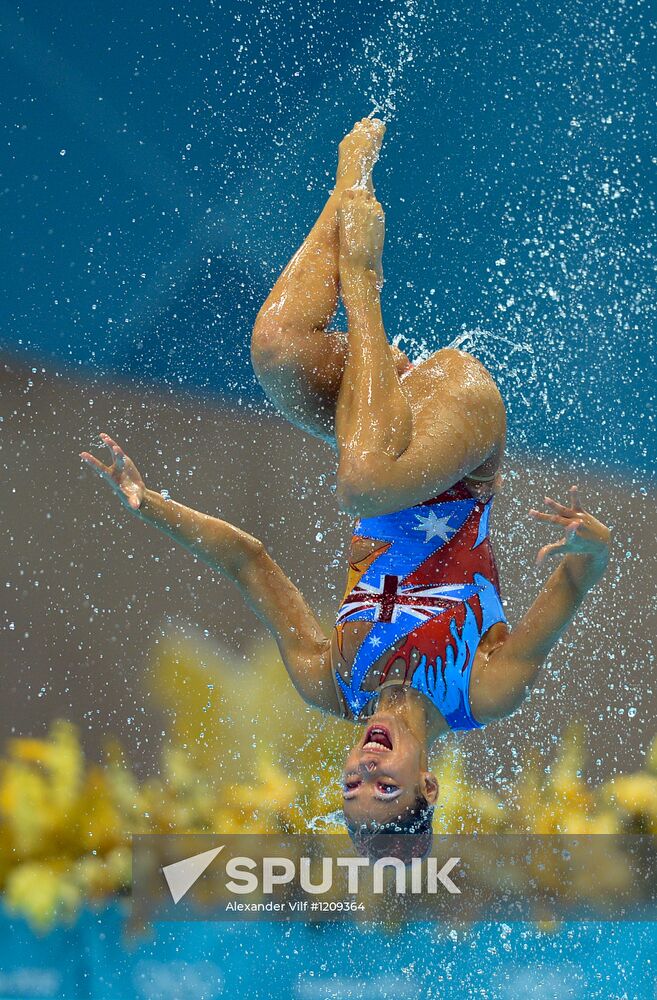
[332,480,507,731]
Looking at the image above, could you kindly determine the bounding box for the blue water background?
[1,0,655,477]
[0,902,654,999]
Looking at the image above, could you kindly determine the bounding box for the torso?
[329,477,510,738]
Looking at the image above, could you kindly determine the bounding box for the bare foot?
[338,187,385,287]
[336,118,386,194]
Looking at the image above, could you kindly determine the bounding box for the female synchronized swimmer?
[80,119,610,856]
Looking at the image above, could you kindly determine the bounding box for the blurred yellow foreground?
[2,634,657,932]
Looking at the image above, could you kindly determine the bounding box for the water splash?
[449,327,538,410]
[305,809,344,832]
[355,0,424,121]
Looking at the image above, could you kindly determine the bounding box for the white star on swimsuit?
[413,510,455,544]
[369,635,382,648]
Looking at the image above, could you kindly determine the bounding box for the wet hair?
[344,792,434,863]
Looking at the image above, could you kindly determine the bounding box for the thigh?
[411,347,504,456]
[251,325,412,445]
[338,348,506,515]
[401,347,506,446]
[403,348,505,465]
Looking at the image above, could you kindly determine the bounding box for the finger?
[528,510,572,527]
[80,452,111,477]
[99,433,125,457]
[536,539,566,566]
[543,495,572,516]
[99,433,127,471]
[569,485,583,512]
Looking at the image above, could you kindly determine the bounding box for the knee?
[251,318,293,374]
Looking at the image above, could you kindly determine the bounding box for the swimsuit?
[332,480,507,731]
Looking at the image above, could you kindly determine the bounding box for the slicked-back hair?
[345,793,434,863]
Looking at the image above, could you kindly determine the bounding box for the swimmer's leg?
[251,118,409,444]
[336,189,505,517]
[336,188,413,468]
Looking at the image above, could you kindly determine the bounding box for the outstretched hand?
[79,433,146,511]
[528,485,611,567]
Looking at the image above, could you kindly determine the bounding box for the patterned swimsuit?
[332,480,507,731]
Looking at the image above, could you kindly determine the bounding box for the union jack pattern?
[336,574,480,627]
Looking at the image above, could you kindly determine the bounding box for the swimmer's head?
[341,711,438,860]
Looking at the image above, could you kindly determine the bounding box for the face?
[341,712,438,830]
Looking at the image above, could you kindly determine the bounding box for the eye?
[377,782,399,795]
[343,778,361,792]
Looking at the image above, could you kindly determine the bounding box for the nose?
[358,759,377,776]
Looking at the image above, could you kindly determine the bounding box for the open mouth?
[362,724,393,753]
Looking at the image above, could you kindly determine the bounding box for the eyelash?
[342,779,399,796]
[378,783,399,795]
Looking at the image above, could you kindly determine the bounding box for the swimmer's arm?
[138,491,341,711]
[80,434,341,713]
[80,433,264,575]
[471,487,611,722]
[135,488,260,576]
